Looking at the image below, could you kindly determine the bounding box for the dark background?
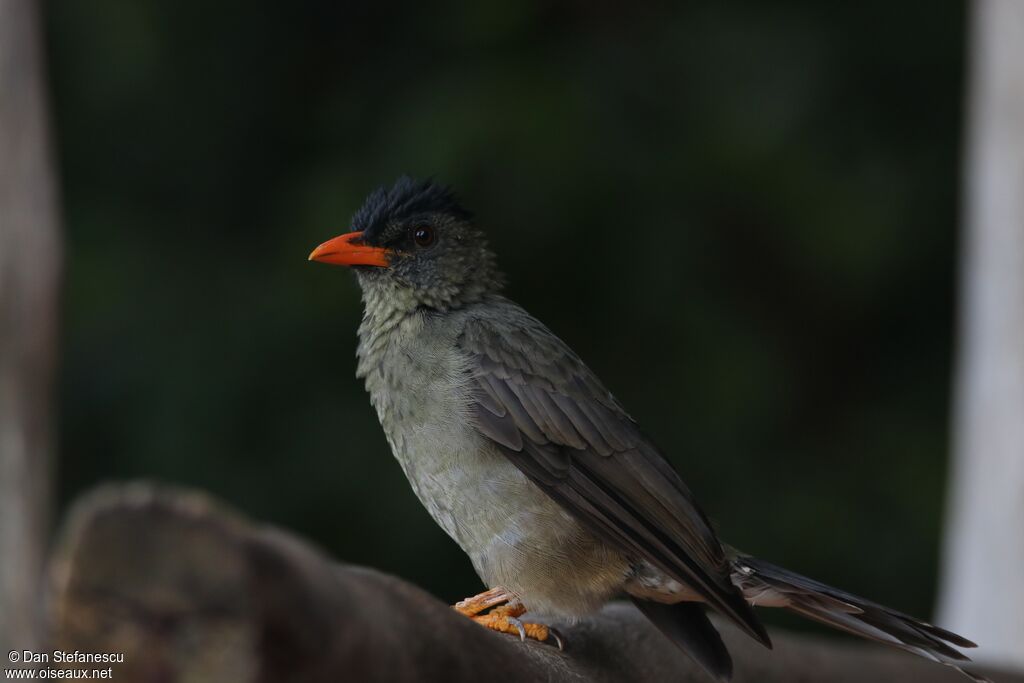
[45,1,966,632]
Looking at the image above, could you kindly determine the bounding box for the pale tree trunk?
[938,0,1024,670]
[0,0,62,655]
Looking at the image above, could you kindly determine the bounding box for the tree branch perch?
[44,484,1021,682]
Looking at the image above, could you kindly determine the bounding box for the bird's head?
[309,177,503,310]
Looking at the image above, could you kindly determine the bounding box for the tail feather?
[733,555,989,682]
[631,598,733,681]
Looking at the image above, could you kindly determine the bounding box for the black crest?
[353,176,472,242]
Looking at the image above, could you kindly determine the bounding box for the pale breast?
[358,310,630,615]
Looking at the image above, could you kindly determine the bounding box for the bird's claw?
[507,615,527,641]
[548,627,565,651]
[452,588,560,648]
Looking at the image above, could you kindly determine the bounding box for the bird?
[308,176,984,682]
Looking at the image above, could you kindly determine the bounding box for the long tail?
[731,555,988,682]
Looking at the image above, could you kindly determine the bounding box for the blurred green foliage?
[46,0,965,630]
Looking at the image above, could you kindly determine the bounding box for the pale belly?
[389,421,631,615]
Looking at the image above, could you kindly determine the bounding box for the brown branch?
[44,484,1021,683]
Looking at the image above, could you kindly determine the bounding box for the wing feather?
[459,303,769,646]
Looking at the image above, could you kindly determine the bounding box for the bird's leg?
[452,586,514,617]
[452,588,563,649]
[472,601,558,645]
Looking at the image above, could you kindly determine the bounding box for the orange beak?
[308,231,390,267]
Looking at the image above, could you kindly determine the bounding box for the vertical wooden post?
[0,0,62,654]
[939,0,1024,669]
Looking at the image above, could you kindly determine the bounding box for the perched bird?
[309,177,983,681]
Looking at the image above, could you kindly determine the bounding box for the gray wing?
[458,302,769,646]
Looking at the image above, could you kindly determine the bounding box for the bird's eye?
[413,226,435,247]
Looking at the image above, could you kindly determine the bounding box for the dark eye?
[413,226,435,247]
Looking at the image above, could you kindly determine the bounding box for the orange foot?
[452,587,563,650]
